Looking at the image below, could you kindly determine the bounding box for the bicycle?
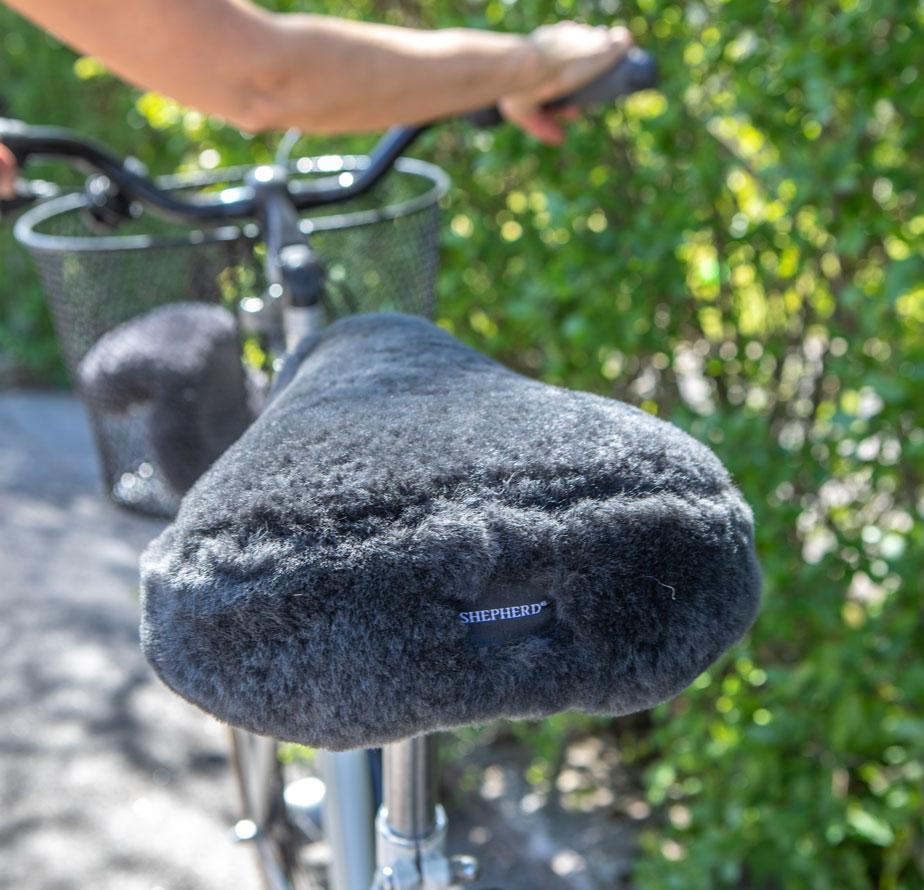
[1,47,761,890]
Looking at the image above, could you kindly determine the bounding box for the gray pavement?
[0,391,260,890]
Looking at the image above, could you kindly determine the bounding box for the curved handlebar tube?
[0,117,427,224]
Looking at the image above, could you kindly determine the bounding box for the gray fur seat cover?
[140,312,761,751]
[78,302,256,494]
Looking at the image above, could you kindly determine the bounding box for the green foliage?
[2,0,922,886]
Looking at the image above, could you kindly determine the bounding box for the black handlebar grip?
[547,46,658,109]
[465,46,658,128]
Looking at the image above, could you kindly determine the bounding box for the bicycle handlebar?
[0,116,428,222]
[0,47,657,225]
[465,46,657,127]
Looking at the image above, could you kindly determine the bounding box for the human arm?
[3,0,629,141]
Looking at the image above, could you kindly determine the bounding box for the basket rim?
[14,154,450,254]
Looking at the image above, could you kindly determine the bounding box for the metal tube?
[1,118,429,221]
[230,728,282,827]
[317,749,376,890]
[382,734,438,839]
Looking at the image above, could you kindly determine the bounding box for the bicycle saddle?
[77,302,257,494]
[140,313,760,750]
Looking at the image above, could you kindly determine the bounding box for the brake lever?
[465,46,658,128]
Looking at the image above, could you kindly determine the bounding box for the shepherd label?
[459,601,548,624]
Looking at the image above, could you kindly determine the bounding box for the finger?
[513,111,566,145]
[556,107,581,122]
[0,176,15,200]
[499,100,567,145]
[0,144,17,200]
[610,26,633,53]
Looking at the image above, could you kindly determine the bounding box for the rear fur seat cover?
[140,313,761,750]
[77,302,256,494]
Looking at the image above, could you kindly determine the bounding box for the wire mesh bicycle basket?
[14,155,449,518]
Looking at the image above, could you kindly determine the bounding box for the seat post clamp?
[372,804,479,889]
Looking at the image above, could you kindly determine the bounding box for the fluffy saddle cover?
[140,313,761,750]
[77,302,257,494]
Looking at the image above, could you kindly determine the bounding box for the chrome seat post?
[373,735,479,890]
[383,734,439,839]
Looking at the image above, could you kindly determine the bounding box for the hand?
[0,142,17,200]
[501,23,632,145]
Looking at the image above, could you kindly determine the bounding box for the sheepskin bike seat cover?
[78,302,256,494]
[140,313,761,751]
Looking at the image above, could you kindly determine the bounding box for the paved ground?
[0,390,639,890]
[0,391,261,890]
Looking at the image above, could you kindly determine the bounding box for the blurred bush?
[1,0,922,886]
